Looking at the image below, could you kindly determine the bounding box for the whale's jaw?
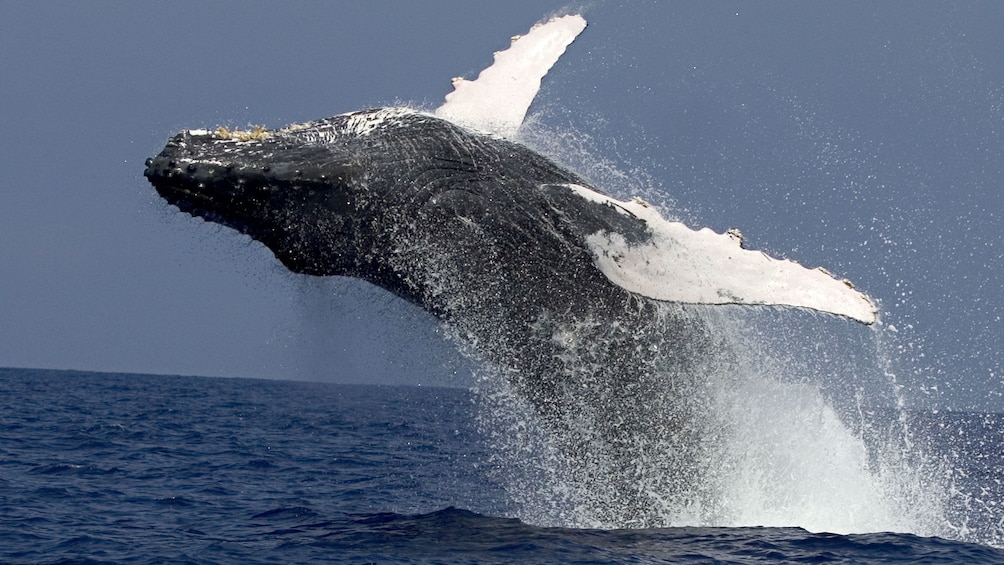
[144,122,368,278]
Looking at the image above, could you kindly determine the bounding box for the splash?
[462,118,980,541]
[472,303,956,535]
[695,309,949,534]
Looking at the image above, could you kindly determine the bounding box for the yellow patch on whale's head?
[214,125,271,141]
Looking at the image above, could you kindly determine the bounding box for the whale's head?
[145,108,466,279]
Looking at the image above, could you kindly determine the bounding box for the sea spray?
[470,305,956,535]
[467,118,954,534]
[699,308,949,535]
[457,107,952,535]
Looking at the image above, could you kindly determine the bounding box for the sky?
[1,2,1002,409]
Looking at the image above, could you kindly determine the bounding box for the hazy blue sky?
[1,2,1002,409]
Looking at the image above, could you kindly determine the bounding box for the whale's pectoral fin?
[435,14,587,139]
[540,184,879,325]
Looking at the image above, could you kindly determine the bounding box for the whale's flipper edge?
[435,14,587,139]
[550,183,879,325]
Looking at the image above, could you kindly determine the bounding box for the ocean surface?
[2,367,1004,564]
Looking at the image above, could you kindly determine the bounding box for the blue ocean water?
[2,367,1003,564]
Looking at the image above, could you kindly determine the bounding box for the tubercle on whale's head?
[144,115,373,277]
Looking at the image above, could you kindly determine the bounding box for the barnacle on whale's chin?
[214,125,272,142]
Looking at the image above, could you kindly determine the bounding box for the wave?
[259,506,1004,564]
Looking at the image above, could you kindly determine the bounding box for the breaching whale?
[145,15,877,525]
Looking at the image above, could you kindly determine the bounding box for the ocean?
[2,367,1003,564]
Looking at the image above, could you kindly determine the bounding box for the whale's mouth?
[144,125,328,235]
[145,155,215,212]
[144,135,257,235]
[148,180,251,234]
[144,122,371,278]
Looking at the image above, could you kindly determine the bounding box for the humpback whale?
[145,15,877,525]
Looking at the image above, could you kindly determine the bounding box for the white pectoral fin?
[560,185,879,324]
[435,14,587,138]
